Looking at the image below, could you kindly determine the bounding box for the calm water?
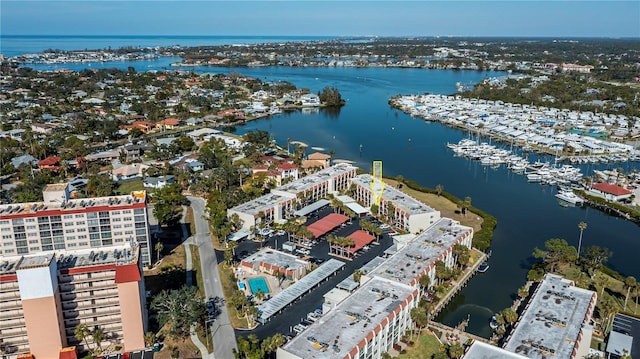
[0,35,337,57]
[7,37,640,337]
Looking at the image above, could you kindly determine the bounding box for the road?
[188,196,238,358]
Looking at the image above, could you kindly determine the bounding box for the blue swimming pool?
[247,277,270,295]
[238,281,246,290]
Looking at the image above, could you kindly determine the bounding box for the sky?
[1,1,639,38]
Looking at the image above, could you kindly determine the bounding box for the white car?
[296,248,310,255]
[276,230,286,236]
[379,224,390,230]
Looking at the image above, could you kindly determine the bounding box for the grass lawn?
[218,262,249,328]
[383,178,483,233]
[115,179,144,194]
[397,331,443,359]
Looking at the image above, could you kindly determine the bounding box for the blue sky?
[1,1,639,38]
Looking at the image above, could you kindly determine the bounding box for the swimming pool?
[238,281,246,290]
[247,277,270,295]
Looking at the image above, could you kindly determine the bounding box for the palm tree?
[577,221,587,258]
[155,241,164,263]
[92,327,105,353]
[463,196,472,216]
[448,342,464,359]
[435,184,444,197]
[624,276,636,311]
[144,332,157,347]
[353,269,362,283]
[74,323,92,352]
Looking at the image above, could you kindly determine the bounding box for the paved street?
[188,196,238,358]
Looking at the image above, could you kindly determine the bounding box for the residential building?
[299,93,320,107]
[277,277,419,359]
[228,163,357,231]
[350,174,441,234]
[111,163,149,183]
[38,156,62,171]
[142,175,176,189]
[0,184,153,266]
[497,273,597,359]
[278,218,473,359]
[239,249,311,281]
[0,242,147,359]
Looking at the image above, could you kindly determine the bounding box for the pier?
[431,249,490,319]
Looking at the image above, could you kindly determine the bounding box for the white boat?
[555,190,585,206]
[527,173,542,182]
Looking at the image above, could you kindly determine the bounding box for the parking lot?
[229,205,397,340]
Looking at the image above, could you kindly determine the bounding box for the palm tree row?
[327,234,355,258]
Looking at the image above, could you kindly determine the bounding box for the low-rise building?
[350,174,441,234]
[240,249,310,281]
[228,163,357,231]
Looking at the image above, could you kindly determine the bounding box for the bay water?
[7,37,640,337]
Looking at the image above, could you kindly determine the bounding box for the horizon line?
[2,34,639,39]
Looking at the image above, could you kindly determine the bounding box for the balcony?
[59,271,115,284]
[59,280,116,293]
[63,306,121,321]
[0,317,26,330]
[60,288,119,302]
[62,297,120,311]
[0,309,24,321]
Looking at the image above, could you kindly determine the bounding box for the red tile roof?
[159,118,180,126]
[38,156,61,166]
[278,163,298,170]
[591,182,632,196]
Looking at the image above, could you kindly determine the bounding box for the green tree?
[580,245,612,279]
[448,342,465,359]
[74,323,92,352]
[86,173,116,197]
[155,241,164,263]
[435,184,444,197]
[502,308,518,326]
[144,331,157,347]
[151,286,206,340]
[532,238,577,273]
[92,327,105,353]
[577,221,587,258]
[624,276,636,311]
[353,269,362,283]
[152,183,187,226]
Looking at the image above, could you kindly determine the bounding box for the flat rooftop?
[0,243,139,276]
[503,273,596,359]
[229,192,294,216]
[280,276,416,358]
[273,163,357,195]
[369,218,472,286]
[463,341,528,359]
[0,191,146,218]
[351,174,437,215]
[241,248,308,273]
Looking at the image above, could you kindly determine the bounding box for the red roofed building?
[123,120,156,133]
[155,118,181,130]
[589,182,633,202]
[38,156,62,170]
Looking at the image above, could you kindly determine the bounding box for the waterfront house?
[589,182,633,202]
[299,93,320,107]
